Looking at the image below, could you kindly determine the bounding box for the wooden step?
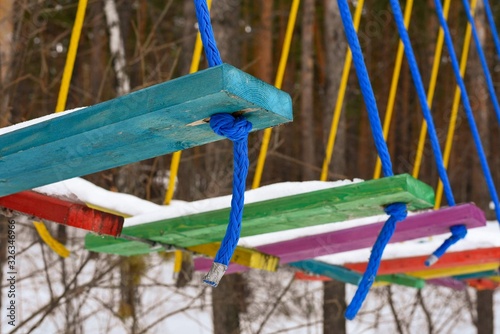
[0,64,292,196]
[0,191,123,236]
[194,203,485,273]
[85,174,435,256]
[345,244,497,275]
[289,260,425,288]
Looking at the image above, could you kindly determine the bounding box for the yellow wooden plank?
[188,243,279,272]
[408,262,499,279]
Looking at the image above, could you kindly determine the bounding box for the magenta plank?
[195,203,486,273]
[427,277,467,290]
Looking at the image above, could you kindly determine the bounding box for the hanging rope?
[203,114,252,286]
[412,0,451,179]
[483,0,500,59]
[389,0,456,207]
[192,0,253,286]
[373,0,414,180]
[164,0,212,205]
[252,0,300,189]
[194,0,222,67]
[425,225,467,266]
[336,0,407,320]
[435,0,477,209]
[320,0,364,181]
[434,0,500,221]
[461,0,500,125]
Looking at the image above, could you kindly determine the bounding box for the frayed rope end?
[202,262,228,287]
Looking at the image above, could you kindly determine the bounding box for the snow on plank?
[85,174,434,256]
[0,191,124,236]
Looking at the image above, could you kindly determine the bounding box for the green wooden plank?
[377,274,425,289]
[0,64,292,196]
[85,174,435,256]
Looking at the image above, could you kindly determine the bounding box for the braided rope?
[203,114,252,287]
[193,0,222,67]
[336,0,407,320]
[483,0,500,59]
[461,0,500,124]
[389,0,455,207]
[434,0,500,222]
[425,225,467,266]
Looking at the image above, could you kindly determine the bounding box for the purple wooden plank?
[195,203,485,273]
[427,277,467,290]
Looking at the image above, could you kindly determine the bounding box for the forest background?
[0,0,499,333]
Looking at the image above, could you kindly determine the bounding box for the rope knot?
[383,202,407,222]
[210,113,252,142]
[425,224,468,266]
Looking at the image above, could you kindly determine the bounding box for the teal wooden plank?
[289,260,361,285]
[85,174,435,256]
[291,260,424,288]
[0,64,292,196]
[453,270,499,280]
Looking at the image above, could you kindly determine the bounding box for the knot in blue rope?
[384,202,407,221]
[210,113,252,142]
[345,202,407,320]
[203,113,252,287]
[425,225,467,266]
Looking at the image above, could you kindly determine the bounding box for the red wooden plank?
[0,191,124,236]
[345,247,500,275]
[294,271,331,282]
[466,279,500,290]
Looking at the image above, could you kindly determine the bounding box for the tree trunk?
[0,0,14,127]
[301,0,316,180]
[212,274,247,334]
[322,0,346,178]
[476,290,494,334]
[323,280,346,334]
[254,0,273,83]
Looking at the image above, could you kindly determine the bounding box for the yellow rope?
[412,0,452,178]
[320,0,364,181]
[252,0,300,189]
[163,0,211,205]
[33,0,88,258]
[435,0,477,208]
[373,0,414,179]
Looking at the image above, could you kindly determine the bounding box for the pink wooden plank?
[427,278,467,290]
[195,203,485,273]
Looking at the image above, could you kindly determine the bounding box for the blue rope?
[483,0,500,60]
[434,0,500,221]
[425,225,467,266]
[337,0,408,320]
[192,0,249,286]
[202,114,252,287]
[389,0,456,207]
[461,0,500,125]
[193,0,223,67]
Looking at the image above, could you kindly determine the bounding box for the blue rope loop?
[461,0,500,125]
[345,203,407,320]
[202,113,252,287]
[425,225,467,266]
[193,0,223,67]
[388,0,455,207]
[434,0,500,222]
[483,0,500,59]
